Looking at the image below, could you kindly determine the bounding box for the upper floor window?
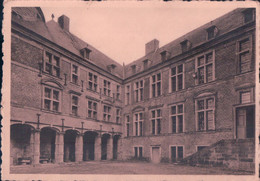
[134,80,144,102]
[88,72,98,92]
[44,52,60,77]
[170,104,184,133]
[126,115,130,137]
[151,109,161,135]
[71,64,79,84]
[116,85,121,100]
[87,100,97,119]
[125,85,130,105]
[71,95,79,116]
[131,65,136,74]
[80,47,91,60]
[143,59,148,70]
[196,97,215,131]
[134,112,144,136]
[43,87,60,112]
[103,80,111,97]
[243,8,254,23]
[207,26,218,40]
[180,40,191,53]
[171,64,184,92]
[151,73,161,98]
[196,51,215,84]
[103,105,111,122]
[238,38,251,74]
[116,108,121,124]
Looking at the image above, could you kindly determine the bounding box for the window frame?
[103,79,111,97]
[134,146,143,159]
[169,103,185,134]
[71,64,79,85]
[116,85,121,100]
[169,145,184,162]
[126,115,130,137]
[236,36,253,74]
[88,72,98,92]
[87,100,98,120]
[103,104,112,122]
[195,50,215,85]
[150,72,162,98]
[195,96,216,131]
[169,64,185,93]
[116,108,121,124]
[133,112,144,136]
[242,8,255,24]
[134,80,144,102]
[43,51,61,78]
[71,94,79,116]
[150,109,162,135]
[125,84,131,105]
[43,86,61,113]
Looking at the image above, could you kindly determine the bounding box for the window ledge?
[235,70,254,77]
[42,71,62,80]
[167,88,186,96]
[86,88,99,94]
[69,82,80,87]
[69,114,80,118]
[41,109,62,115]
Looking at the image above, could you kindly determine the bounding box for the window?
[240,91,251,104]
[71,64,79,84]
[103,80,111,97]
[134,80,144,102]
[161,51,167,61]
[103,105,111,122]
[151,73,161,98]
[80,48,91,59]
[43,87,60,112]
[243,9,254,23]
[151,109,162,135]
[126,115,130,137]
[134,146,143,159]
[238,38,251,74]
[171,64,184,92]
[196,97,215,131]
[125,85,130,105]
[180,40,191,53]
[116,108,121,124]
[134,112,144,136]
[170,104,184,133]
[116,85,121,100]
[170,146,183,162]
[196,51,215,84]
[131,65,136,74]
[87,100,97,119]
[88,72,98,92]
[207,26,218,40]
[143,59,148,70]
[44,52,60,77]
[71,95,79,116]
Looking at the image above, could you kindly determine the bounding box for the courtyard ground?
[10,160,253,175]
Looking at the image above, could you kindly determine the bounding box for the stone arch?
[83,131,99,161]
[64,129,79,162]
[10,123,35,165]
[101,133,111,160]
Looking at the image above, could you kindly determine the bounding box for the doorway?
[151,146,160,163]
[236,106,255,139]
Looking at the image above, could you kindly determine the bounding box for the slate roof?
[12,7,123,78]
[124,8,253,78]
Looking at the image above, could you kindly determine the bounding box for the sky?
[41,3,239,65]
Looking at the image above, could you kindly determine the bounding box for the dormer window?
[107,64,116,74]
[180,40,191,53]
[160,51,170,61]
[207,26,218,40]
[80,47,91,60]
[143,59,148,70]
[242,8,254,23]
[131,65,136,74]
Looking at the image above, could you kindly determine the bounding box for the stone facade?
[10,7,256,167]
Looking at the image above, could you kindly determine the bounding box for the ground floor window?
[170,146,183,162]
[134,146,143,158]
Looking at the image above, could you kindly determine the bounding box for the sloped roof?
[12,7,123,78]
[124,8,253,78]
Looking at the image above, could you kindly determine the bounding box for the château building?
[10,7,256,170]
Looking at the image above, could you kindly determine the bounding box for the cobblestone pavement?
[10,161,253,175]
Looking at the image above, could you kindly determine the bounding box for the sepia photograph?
[2,1,259,180]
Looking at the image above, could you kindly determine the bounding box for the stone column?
[33,129,40,165]
[94,135,101,161]
[106,135,113,160]
[75,134,83,162]
[55,133,64,163]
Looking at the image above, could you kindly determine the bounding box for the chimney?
[145,39,159,55]
[58,15,70,31]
